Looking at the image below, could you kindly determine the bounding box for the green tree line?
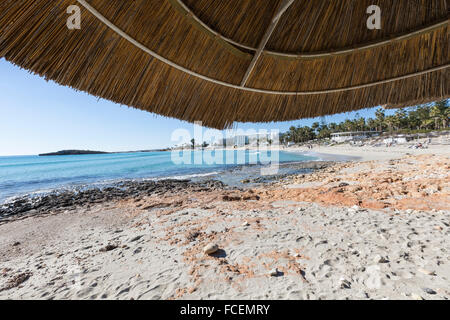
[280,100,449,144]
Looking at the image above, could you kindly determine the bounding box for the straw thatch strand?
[0,0,448,129]
[174,0,448,59]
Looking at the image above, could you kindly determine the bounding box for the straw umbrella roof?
[0,0,448,129]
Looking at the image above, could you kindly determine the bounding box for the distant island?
[39,149,171,156]
[39,150,110,156]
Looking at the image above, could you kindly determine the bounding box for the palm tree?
[343,119,353,132]
[394,109,407,130]
[317,127,331,139]
[311,122,320,132]
[430,100,449,129]
[190,138,195,149]
[384,115,396,133]
[407,109,420,130]
[279,100,448,143]
[289,126,297,143]
[421,118,434,130]
[367,118,377,131]
[414,105,431,130]
[356,117,366,131]
[328,122,338,132]
[375,108,385,132]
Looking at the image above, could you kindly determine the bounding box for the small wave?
[287,151,323,162]
[153,171,220,181]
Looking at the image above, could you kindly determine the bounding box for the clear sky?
[0,58,394,156]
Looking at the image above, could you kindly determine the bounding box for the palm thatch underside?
[0,0,448,129]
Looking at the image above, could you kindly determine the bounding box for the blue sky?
[0,58,394,156]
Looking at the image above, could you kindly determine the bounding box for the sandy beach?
[289,143,450,162]
[0,145,449,300]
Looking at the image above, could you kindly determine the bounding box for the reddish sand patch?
[264,154,449,212]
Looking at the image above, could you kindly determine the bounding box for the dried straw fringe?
[0,0,448,129]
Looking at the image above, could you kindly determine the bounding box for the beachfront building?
[219,132,278,147]
[234,135,249,147]
[383,135,413,145]
[331,131,379,143]
[220,135,249,147]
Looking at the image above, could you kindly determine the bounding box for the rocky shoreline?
[0,161,336,223]
[0,179,227,222]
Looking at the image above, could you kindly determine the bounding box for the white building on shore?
[220,132,278,147]
[331,131,379,143]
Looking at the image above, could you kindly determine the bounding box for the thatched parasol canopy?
[0,0,448,129]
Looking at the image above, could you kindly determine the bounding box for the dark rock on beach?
[0,161,333,222]
[0,179,226,222]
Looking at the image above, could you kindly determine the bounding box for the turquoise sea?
[0,150,316,203]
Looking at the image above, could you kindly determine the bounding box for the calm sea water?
[0,150,316,203]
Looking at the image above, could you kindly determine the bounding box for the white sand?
[287,144,450,162]
[1,196,448,300]
[218,138,450,162]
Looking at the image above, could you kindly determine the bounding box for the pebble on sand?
[373,254,389,263]
[418,268,436,276]
[203,243,219,255]
[99,244,118,252]
[340,277,352,289]
[269,268,279,277]
[422,288,437,295]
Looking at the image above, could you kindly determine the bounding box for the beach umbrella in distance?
[0,0,448,129]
